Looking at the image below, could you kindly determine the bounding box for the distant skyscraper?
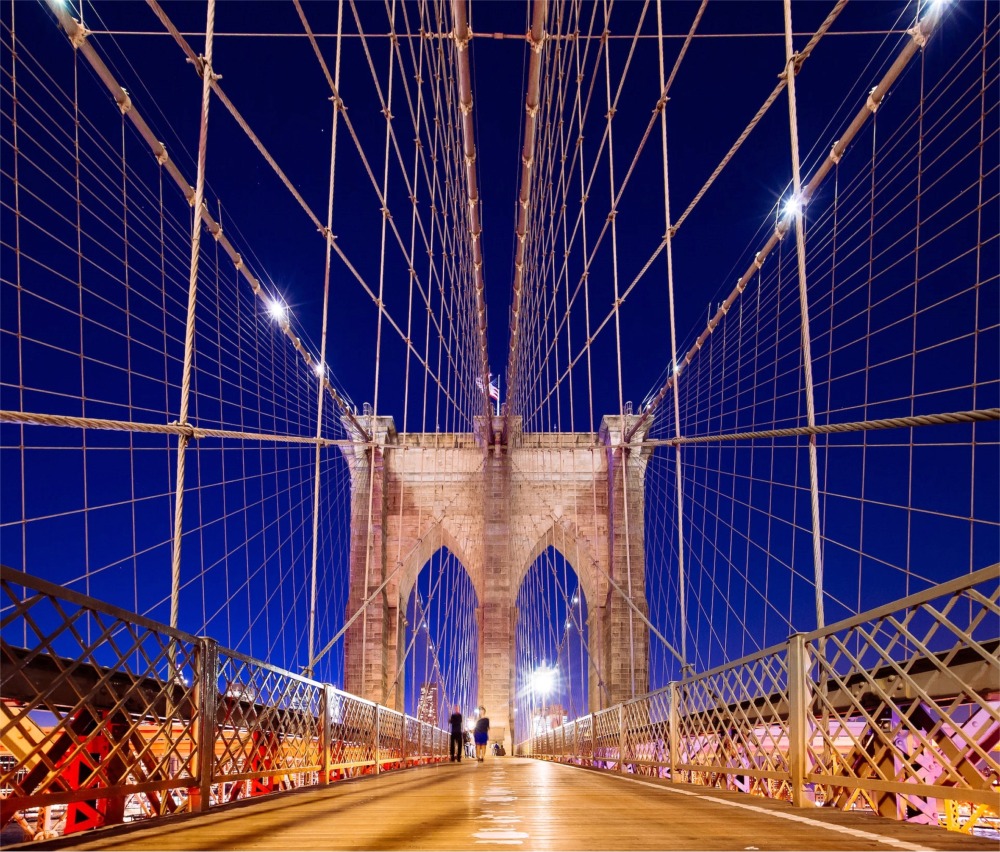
[417,682,440,726]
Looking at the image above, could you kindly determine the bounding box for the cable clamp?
[118,89,132,115]
[829,141,842,165]
[753,252,763,270]
[68,22,90,49]
[155,145,169,166]
[866,87,880,113]
[907,24,927,49]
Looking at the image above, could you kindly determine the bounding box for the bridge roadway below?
[57,758,995,851]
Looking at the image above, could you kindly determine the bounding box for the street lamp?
[531,665,557,733]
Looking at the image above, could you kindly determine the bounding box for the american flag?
[476,373,501,413]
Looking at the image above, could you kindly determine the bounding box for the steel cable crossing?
[499,0,997,696]
[0,0,996,751]
[2,0,502,696]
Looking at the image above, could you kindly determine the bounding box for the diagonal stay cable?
[144,0,464,419]
[43,0,371,442]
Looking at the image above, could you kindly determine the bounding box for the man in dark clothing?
[448,705,463,762]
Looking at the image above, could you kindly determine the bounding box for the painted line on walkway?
[615,775,933,851]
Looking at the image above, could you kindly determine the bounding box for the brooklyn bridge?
[0,0,997,847]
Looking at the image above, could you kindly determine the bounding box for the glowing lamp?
[782,195,804,219]
[267,298,288,323]
[531,665,557,698]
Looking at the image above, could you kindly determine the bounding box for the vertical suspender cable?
[601,0,636,696]
[72,40,92,622]
[372,0,397,421]
[362,0,399,698]
[452,0,495,431]
[782,0,824,631]
[168,0,216,631]
[307,0,344,676]
[504,0,547,427]
[11,0,29,646]
[656,0,689,669]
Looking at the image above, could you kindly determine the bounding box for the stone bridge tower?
[340,414,652,752]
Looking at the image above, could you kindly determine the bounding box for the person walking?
[448,705,464,762]
[473,707,490,762]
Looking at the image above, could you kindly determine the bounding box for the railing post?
[319,684,335,784]
[191,637,218,813]
[787,633,809,807]
[401,716,408,769]
[668,682,679,781]
[618,704,627,774]
[590,713,596,768]
[374,705,381,774]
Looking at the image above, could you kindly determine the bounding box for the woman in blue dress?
[473,707,490,762]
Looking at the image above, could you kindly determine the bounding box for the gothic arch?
[397,518,480,607]
[512,516,599,611]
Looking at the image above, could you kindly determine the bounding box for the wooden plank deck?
[61,758,996,851]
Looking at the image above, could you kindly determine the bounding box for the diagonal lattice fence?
[521,564,999,837]
[0,565,448,839]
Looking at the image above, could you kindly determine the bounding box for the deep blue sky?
[9,0,970,431]
[1,0,995,699]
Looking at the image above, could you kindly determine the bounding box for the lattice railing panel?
[518,567,999,836]
[213,649,323,796]
[0,567,447,839]
[675,648,792,796]
[378,708,404,766]
[1,567,200,831]
[336,697,377,774]
[593,706,620,768]
[803,570,1000,824]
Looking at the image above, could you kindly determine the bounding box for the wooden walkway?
[64,758,995,851]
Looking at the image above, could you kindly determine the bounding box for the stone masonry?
[340,414,651,752]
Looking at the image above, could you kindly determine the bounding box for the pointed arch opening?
[513,546,589,744]
[402,547,479,728]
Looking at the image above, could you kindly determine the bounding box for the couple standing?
[448,705,490,763]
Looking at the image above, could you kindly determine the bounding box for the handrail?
[518,567,1000,834]
[0,566,448,841]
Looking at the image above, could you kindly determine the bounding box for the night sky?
[1,0,996,721]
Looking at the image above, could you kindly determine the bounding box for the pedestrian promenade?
[59,758,995,851]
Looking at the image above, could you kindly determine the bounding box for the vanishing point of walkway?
[62,758,995,851]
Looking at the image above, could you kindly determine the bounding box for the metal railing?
[520,565,1000,837]
[0,566,448,840]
